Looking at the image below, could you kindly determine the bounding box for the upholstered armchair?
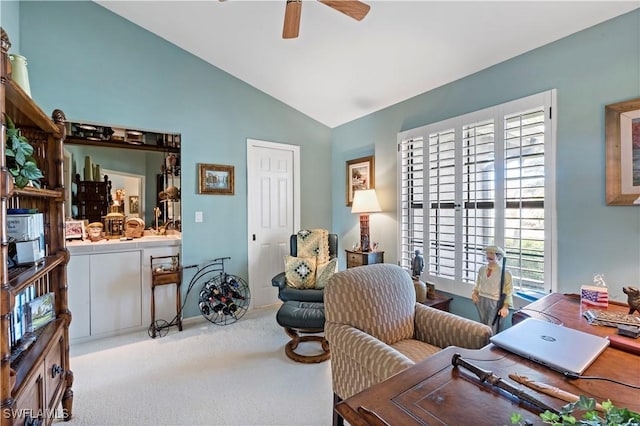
[325,263,492,424]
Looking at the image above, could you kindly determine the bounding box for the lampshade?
[351,189,381,214]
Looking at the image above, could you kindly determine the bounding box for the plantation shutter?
[461,119,497,284]
[398,137,424,272]
[427,128,456,280]
[398,90,555,295]
[503,107,546,290]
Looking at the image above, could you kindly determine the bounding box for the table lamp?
[351,189,381,252]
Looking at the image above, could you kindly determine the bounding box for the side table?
[420,291,452,312]
[149,254,183,338]
[345,250,384,269]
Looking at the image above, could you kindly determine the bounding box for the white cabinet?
[67,237,180,342]
[67,255,91,340]
[90,251,142,335]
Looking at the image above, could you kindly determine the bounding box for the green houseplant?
[5,114,44,188]
[510,396,640,426]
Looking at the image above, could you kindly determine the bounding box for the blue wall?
[13,1,332,317]
[332,9,640,318]
[0,1,20,53]
[9,3,640,320]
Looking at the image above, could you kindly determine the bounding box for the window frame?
[397,90,557,298]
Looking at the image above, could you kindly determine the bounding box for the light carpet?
[62,305,333,425]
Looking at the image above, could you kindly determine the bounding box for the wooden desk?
[336,293,639,425]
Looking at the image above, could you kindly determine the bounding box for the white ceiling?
[96,1,639,128]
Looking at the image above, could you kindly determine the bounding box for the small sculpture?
[411,249,425,278]
[623,286,640,315]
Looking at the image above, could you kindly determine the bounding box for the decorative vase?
[413,279,427,303]
[9,54,31,97]
[84,156,93,181]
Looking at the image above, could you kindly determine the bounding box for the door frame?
[246,138,300,306]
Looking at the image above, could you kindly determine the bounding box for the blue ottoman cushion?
[276,301,325,330]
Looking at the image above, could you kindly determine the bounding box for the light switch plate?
[195,211,203,223]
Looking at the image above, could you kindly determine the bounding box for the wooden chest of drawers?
[345,250,384,269]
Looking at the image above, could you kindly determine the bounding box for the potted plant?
[4,114,44,188]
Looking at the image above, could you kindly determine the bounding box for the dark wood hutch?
[1,28,73,425]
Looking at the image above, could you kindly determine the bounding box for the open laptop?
[490,317,609,376]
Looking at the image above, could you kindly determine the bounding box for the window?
[398,91,556,295]
[398,137,424,272]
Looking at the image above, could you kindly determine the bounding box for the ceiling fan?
[283,0,370,39]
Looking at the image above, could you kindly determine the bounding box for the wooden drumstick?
[508,373,605,412]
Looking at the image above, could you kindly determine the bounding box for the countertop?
[66,232,181,254]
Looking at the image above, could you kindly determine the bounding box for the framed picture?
[64,220,85,240]
[198,163,235,195]
[346,156,375,206]
[129,196,140,214]
[24,292,55,333]
[605,97,640,205]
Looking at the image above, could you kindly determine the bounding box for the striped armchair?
[325,263,492,425]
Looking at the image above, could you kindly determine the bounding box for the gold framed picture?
[605,97,640,205]
[346,156,374,206]
[198,163,235,195]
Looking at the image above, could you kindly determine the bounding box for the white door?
[247,139,300,308]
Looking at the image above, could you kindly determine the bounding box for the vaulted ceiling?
[96,1,639,128]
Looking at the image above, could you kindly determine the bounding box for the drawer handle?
[51,364,64,378]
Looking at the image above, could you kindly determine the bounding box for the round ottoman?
[276,301,330,363]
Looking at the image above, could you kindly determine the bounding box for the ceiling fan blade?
[283,0,302,39]
[318,0,370,21]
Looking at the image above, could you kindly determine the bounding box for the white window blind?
[461,119,496,284]
[398,137,424,272]
[428,129,456,280]
[398,90,556,295]
[504,107,546,291]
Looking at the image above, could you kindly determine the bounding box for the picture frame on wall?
[346,155,375,206]
[198,163,235,195]
[605,97,640,205]
[129,196,140,214]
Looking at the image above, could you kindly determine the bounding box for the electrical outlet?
[195,211,203,223]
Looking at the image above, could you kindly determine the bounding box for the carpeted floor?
[61,305,333,425]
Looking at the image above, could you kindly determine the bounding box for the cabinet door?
[90,251,142,336]
[346,251,364,268]
[67,254,91,340]
[44,333,65,412]
[142,246,181,326]
[13,372,44,424]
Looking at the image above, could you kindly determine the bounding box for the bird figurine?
[622,286,640,315]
